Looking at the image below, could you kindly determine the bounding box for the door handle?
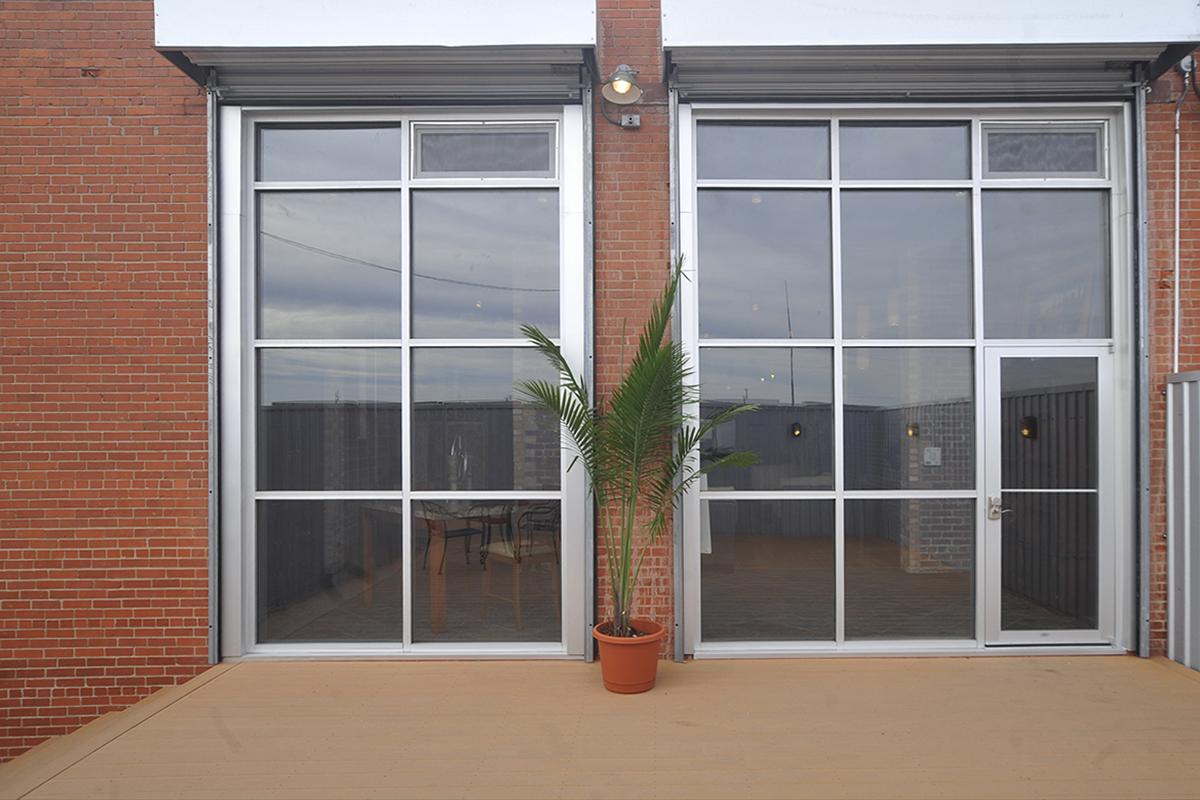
[987,496,1015,521]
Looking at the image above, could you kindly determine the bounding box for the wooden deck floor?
[3,656,1200,799]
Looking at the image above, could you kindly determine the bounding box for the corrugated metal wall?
[1168,372,1200,670]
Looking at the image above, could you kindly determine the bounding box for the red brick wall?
[593,0,675,655]
[0,0,210,761]
[1147,65,1200,656]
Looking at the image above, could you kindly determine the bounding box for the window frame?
[219,106,588,659]
[678,103,1135,658]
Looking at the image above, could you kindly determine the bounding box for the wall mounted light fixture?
[906,422,920,439]
[600,64,642,129]
[1019,416,1039,440]
[790,422,803,439]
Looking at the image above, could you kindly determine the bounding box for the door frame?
[982,345,1116,646]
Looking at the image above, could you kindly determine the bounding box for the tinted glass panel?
[412,349,559,491]
[697,122,829,180]
[411,190,559,338]
[698,190,832,339]
[701,500,835,641]
[841,191,973,339]
[1001,492,1098,631]
[843,348,974,490]
[257,349,402,491]
[845,499,975,639]
[257,500,403,643]
[700,349,832,490]
[983,190,1109,338]
[839,123,969,180]
[416,127,553,177]
[1001,357,1097,490]
[258,192,402,339]
[258,126,402,182]
[413,500,561,642]
[986,129,1101,175]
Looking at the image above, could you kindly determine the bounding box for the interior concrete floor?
[2,655,1199,799]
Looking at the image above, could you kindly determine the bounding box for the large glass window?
[249,118,570,650]
[690,112,1116,649]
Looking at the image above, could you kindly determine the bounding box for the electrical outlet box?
[923,446,942,467]
[620,114,641,128]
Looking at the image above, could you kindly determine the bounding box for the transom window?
[683,111,1118,650]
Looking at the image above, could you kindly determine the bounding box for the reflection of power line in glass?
[261,229,558,293]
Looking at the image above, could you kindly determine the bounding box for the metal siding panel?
[1189,383,1200,669]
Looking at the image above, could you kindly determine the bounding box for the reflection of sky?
[411,190,559,338]
[841,191,972,339]
[843,348,973,408]
[1002,356,1096,394]
[983,191,1108,338]
[258,126,402,181]
[697,123,829,180]
[988,132,1097,174]
[259,192,403,339]
[839,124,969,180]
[259,349,403,405]
[420,131,551,175]
[412,349,555,402]
[701,348,831,405]
[698,191,831,338]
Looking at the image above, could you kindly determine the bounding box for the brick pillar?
[593,0,674,655]
[1147,63,1200,656]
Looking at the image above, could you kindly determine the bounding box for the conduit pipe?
[1175,58,1193,373]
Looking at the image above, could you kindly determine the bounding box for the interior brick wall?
[0,0,210,761]
[592,0,675,656]
[1147,63,1200,656]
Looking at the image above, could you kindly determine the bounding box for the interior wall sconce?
[906,422,920,439]
[1019,416,1039,441]
[600,64,642,129]
[790,422,803,439]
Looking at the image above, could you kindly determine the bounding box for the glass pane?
[257,500,403,643]
[839,123,969,180]
[986,129,1101,176]
[411,190,559,338]
[412,349,559,491]
[698,190,832,339]
[1000,492,1098,631]
[258,192,402,339]
[258,126,402,182]
[257,349,402,491]
[841,191,973,339]
[845,499,975,639]
[700,349,832,490]
[1001,357,1097,490]
[697,122,830,180]
[983,191,1109,338]
[701,500,834,641]
[844,348,974,490]
[413,500,561,642]
[416,127,553,177]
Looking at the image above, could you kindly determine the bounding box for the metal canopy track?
[667,44,1164,101]
[167,46,591,104]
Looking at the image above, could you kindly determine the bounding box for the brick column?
[593,0,675,655]
[1147,64,1200,655]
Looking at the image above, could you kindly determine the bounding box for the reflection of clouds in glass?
[258,126,402,181]
[844,348,973,408]
[697,123,829,180]
[1002,357,1096,395]
[983,191,1108,339]
[841,191,972,339]
[698,191,831,339]
[412,190,559,338]
[259,349,402,406]
[258,192,402,339]
[839,124,969,180]
[987,132,1098,174]
[701,349,831,405]
[412,349,555,402]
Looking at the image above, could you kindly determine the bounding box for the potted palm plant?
[517,258,756,693]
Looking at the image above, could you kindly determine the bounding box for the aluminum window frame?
[981,120,1108,180]
[219,106,587,659]
[411,120,559,180]
[678,102,1135,658]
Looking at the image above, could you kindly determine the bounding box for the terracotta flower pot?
[592,619,666,694]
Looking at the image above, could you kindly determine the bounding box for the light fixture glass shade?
[602,64,643,105]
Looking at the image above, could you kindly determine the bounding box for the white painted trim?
[692,643,1129,660]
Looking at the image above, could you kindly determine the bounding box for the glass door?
[983,348,1113,645]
